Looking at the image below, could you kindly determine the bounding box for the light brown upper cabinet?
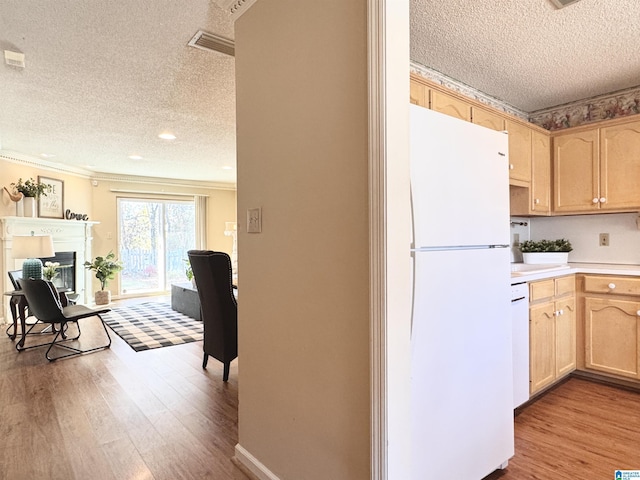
[410,80,429,108]
[530,130,551,214]
[554,118,640,213]
[505,120,532,184]
[599,119,640,210]
[553,128,600,212]
[430,90,471,122]
[471,106,505,131]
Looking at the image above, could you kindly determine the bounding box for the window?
[118,198,195,295]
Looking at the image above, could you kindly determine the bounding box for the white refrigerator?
[410,105,514,479]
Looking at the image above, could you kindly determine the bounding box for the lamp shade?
[12,235,55,259]
[13,235,55,281]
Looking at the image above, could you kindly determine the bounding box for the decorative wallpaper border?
[410,62,529,121]
[529,86,640,131]
[411,61,640,131]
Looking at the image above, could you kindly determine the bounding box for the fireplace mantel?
[0,216,99,324]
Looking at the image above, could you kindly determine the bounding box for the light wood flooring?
[485,377,640,479]
[0,296,247,480]
[4,297,640,479]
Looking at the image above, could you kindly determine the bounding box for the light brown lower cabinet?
[529,276,576,395]
[584,297,640,379]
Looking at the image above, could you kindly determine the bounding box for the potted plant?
[519,238,573,265]
[184,258,196,289]
[10,177,52,217]
[84,251,124,305]
[43,261,60,281]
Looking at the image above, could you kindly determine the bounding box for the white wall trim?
[233,444,281,480]
[368,0,387,478]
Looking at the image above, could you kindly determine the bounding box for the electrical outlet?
[513,233,520,246]
[599,233,610,247]
[247,207,262,233]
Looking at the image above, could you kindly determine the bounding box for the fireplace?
[40,251,76,293]
[1,216,97,324]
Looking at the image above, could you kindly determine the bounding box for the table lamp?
[12,234,55,280]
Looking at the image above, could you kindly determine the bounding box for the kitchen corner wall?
[510,213,640,265]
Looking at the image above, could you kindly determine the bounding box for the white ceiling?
[1,0,638,184]
[411,0,640,112]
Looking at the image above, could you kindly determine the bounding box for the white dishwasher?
[511,281,530,408]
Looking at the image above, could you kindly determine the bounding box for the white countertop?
[510,262,640,283]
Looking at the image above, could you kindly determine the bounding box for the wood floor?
[0,297,247,480]
[485,377,640,479]
[4,298,640,480]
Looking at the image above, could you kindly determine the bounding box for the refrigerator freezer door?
[411,247,514,479]
[410,104,510,248]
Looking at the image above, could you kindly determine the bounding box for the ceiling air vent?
[188,30,235,57]
[4,50,25,68]
[549,0,582,9]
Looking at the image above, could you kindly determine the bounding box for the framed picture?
[38,176,64,219]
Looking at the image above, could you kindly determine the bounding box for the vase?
[23,197,36,217]
[95,290,111,305]
[523,252,569,265]
[15,198,24,217]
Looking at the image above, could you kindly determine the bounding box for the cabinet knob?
[534,198,540,204]
[608,283,616,290]
[600,197,607,203]
[509,164,514,170]
[592,198,599,204]
[637,310,640,316]
[558,309,564,316]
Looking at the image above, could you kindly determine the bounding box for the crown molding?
[0,151,94,178]
[90,173,236,191]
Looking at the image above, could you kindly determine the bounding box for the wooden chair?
[187,250,238,381]
[17,278,112,361]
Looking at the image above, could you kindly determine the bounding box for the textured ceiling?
[411,0,640,113]
[1,1,639,184]
[0,0,236,184]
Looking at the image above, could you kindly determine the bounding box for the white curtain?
[194,195,207,249]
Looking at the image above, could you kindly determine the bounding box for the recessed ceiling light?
[222,165,233,170]
[85,165,96,169]
[158,132,176,140]
[40,153,56,158]
[128,155,143,160]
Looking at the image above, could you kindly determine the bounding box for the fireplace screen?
[39,251,76,293]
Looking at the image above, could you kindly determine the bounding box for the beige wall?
[1,157,236,297]
[235,1,370,479]
[0,158,93,218]
[89,176,236,296]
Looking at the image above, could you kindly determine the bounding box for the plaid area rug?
[102,302,203,352]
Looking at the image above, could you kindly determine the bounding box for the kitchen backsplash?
[510,213,640,265]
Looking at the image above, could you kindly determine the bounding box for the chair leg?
[202,353,209,369]
[223,362,230,382]
[46,316,111,361]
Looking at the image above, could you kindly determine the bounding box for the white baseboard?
[233,443,281,480]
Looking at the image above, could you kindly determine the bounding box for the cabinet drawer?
[530,279,555,302]
[584,276,640,296]
[555,276,575,297]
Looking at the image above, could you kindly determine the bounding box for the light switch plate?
[247,207,262,233]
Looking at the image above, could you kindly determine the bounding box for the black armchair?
[18,278,112,361]
[187,250,237,381]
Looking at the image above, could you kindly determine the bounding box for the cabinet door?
[553,129,600,212]
[531,130,551,213]
[555,297,576,377]
[530,302,556,394]
[471,106,505,131]
[429,90,471,121]
[506,120,532,184]
[600,119,640,209]
[585,297,640,379]
[410,79,429,108]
